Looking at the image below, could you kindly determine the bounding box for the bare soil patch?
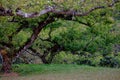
[0,72,19,77]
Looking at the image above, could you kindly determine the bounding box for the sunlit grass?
[12,64,120,76]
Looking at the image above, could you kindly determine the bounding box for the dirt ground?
[1,69,120,80]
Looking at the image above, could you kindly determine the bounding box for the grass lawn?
[13,64,104,75]
[1,64,120,80]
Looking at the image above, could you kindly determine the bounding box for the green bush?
[74,52,93,66]
[52,51,79,64]
[90,55,103,66]
[100,56,120,68]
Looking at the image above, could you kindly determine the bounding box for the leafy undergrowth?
[12,64,120,76]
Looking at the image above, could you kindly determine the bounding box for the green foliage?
[52,51,79,64]
[0,0,120,69]
[50,20,116,54]
[35,16,120,68]
[0,0,50,11]
[52,21,90,51]
[12,30,32,49]
[0,17,18,42]
[100,56,120,68]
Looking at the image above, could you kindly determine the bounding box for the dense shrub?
[100,56,120,68]
[52,51,79,64]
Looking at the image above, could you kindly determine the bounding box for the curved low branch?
[0,0,119,18]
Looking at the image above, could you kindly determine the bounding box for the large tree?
[0,0,120,73]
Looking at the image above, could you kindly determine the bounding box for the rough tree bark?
[1,54,12,73]
[0,49,12,73]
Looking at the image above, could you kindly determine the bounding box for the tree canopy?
[0,0,120,73]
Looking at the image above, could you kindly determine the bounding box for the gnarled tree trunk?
[0,49,12,73]
[1,54,12,73]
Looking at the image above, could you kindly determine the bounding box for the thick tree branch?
[15,1,120,17]
[15,6,54,18]
[0,0,119,18]
[15,17,55,58]
[0,7,13,16]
